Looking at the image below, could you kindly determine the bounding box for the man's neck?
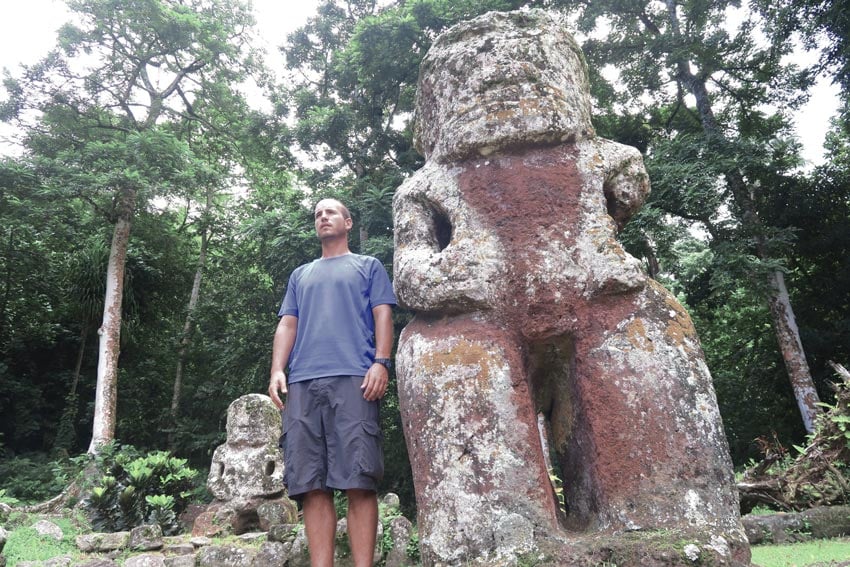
[321,238,351,259]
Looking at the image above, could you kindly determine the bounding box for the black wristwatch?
[374,358,393,370]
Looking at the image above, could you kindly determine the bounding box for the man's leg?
[303,489,336,567]
[347,488,378,567]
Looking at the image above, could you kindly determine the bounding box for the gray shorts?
[280,375,383,499]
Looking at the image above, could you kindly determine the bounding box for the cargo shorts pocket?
[353,420,384,481]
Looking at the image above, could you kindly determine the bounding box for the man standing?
[269,198,395,567]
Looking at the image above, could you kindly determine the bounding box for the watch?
[374,358,393,370]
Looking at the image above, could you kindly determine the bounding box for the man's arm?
[361,304,393,401]
[269,314,297,409]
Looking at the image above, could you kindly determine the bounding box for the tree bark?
[169,226,209,442]
[767,270,819,431]
[0,227,14,352]
[88,186,135,454]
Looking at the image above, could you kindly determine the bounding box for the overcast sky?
[0,0,841,166]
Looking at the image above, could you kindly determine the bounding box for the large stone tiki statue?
[393,10,750,566]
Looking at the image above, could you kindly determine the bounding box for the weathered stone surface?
[32,520,63,541]
[196,544,254,567]
[287,528,311,567]
[191,505,235,538]
[393,8,749,566]
[189,536,212,547]
[0,525,7,552]
[0,502,11,523]
[800,505,850,538]
[162,542,195,555]
[207,394,285,501]
[201,394,297,536]
[75,560,117,567]
[76,531,130,552]
[163,556,195,567]
[381,492,401,512]
[742,505,850,544]
[267,523,301,544]
[123,553,165,567]
[383,515,415,567]
[256,497,299,531]
[741,512,806,544]
[253,541,291,567]
[128,524,163,551]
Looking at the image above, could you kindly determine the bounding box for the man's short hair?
[316,198,351,220]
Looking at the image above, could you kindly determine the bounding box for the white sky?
[0,0,842,166]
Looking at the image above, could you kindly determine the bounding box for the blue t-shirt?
[279,253,397,383]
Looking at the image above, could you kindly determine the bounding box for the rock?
[32,520,63,541]
[256,498,299,531]
[800,505,850,538]
[189,536,212,547]
[384,515,415,567]
[287,528,311,567]
[236,531,265,542]
[163,556,195,567]
[741,511,807,544]
[75,560,118,567]
[381,492,400,512]
[0,525,7,552]
[177,504,205,533]
[207,394,285,501]
[393,8,749,566]
[191,506,235,538]
[0,502,11,524]
[201,394,297,536]
[76,531,130,552]
[267,523,300,543]
[253,541,291,567]
[162,542,195,555]
[128,524,163,551]
[123,553,166,567]
[196,544,255,567]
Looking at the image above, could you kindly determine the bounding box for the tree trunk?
[71,325,88,398]
[169,226,209,445]
[0,227,14,352]
[88,186,135,454]
[663,0,820,432]
[767,270,819,431]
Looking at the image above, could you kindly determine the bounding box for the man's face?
[314,199,352,240]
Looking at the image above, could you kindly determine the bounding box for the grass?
[751,537,850,566]
[2,515,87,566]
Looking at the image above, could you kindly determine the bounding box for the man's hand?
[361,363,389,401]
[269,369,288,409]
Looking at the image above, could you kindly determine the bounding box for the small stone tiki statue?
[393,9,750,566]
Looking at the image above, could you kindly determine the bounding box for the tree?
[1,0,258,453]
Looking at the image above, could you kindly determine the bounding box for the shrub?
[82,443,199,535]
[0,452,80,504]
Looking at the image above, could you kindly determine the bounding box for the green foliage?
[0,453,85,504]
[1,513,88,565]
[82,443,199,534]
[406,529,420,562]
[548,468,566,515]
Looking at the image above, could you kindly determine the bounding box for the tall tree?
[1,0,257,453]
